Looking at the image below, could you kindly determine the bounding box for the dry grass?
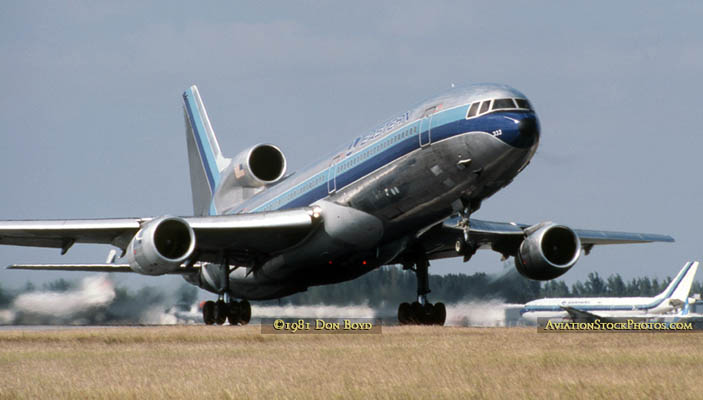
[1,325,702,399]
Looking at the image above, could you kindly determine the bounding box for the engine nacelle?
[515,223,581,281]
[127,216,196,275]
[229,144,287,187]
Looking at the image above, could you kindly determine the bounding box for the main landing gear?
[202,298,251,326]
[202,260,252,326]
[397,256,446,326]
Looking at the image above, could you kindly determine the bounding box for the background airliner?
[1,84,673,326]
[521,261,699,323]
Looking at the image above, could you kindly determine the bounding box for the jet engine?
[229,144,287,187]
[514,223,581,280]
[127,216,196,275]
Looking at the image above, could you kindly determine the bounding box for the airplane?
[520,261,699,323]
[1,83,674,326]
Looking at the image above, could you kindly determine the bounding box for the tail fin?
[182,85,230,216]
[658,261,699,302]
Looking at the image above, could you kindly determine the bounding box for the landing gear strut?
[397,256,446,326]
[202,261,252,326]
[454,200,478,262]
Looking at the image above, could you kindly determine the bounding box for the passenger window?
[467,102,479,118]
[492,98,516,110]
[479,100,490,114]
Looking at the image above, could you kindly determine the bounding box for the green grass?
[1,326,702,399]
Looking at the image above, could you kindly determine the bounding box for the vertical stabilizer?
[658,261,699,302]
[182,85,230,216]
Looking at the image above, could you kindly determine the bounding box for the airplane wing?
[560,306,658,324]
[0,207,321,268]
[418,216,674,261]
[560,306,605,323]
[6,263,202,274]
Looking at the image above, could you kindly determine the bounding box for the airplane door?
[327,163,337,194]
[419,117,431,147]
[419,106,435,147]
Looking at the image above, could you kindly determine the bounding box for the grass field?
[1,325,702,399]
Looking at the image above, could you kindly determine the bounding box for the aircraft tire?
[433,302,447,326]
[410,302,424,324]
[203,301,216,325]
[239,300,251,325]
[422,303,435,325]
[214,300,227,325]
[398,302,411,325]
[227,301,241,325]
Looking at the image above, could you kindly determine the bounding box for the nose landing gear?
[397,255,446,326]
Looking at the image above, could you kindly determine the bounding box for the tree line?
[265,265,703,306]
[1,265,701,309]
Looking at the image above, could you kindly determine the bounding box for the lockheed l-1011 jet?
[2,84,673,325]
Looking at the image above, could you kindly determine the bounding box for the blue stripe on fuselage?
[232,106,534,214]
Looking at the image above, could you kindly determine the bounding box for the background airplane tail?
[659,261,699,302]
[182,85,229,216]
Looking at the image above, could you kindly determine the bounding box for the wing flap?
[8,263,201,274]
[8,264,135,273]
[573,228,674,245]
[0,218,143,249]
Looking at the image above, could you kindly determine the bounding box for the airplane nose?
[493,113,540,149]
[518,115,539,147]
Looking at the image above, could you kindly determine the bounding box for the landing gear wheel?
[239,300,251,325]
[422,303,435,325]
[410,302,424,324]
[398,302,411,325]
[227,301,241,325]
[203,301,215,325]
[214,300,227,325]
[433,302,447,326]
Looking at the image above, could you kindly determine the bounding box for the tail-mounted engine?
[211,144,288,212]
[127,216,196,275]
[227,144,287,188]
[515,222,581,281]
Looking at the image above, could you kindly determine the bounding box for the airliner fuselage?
[203,84,540,299]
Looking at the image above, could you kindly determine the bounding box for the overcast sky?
[2,2,702,293]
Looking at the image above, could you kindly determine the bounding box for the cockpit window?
[515,98,532,110]
[479,100,490,114]
[492,98,516,110]
[467,97,532,120]
[467,102,479,118]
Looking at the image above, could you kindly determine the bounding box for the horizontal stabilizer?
[8,264,200,274]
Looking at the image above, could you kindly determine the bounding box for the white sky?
[1,2,702,291]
